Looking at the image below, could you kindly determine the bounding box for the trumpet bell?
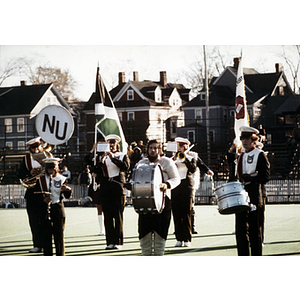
[175,151,186,163]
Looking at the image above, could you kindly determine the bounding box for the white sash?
[105,152,125,178]
[242,148,261,175]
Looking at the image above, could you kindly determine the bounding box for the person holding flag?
[228,55,270,255]
[92,67,130,250]
[97,134,130,250]
[235,126,270,255]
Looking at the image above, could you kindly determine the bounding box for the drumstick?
[34,191,51,194]
[108,178,124,186]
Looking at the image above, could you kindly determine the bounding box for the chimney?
[233,57,239,70]
[118,72,125,84]
[160,71,167,86]
[133,71,139,81]
[20,80,26,86]
[275,63,283,73]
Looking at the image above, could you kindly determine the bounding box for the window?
[6,142,13,149]
[18,141,25,150]
[17,118,24,132]
[5,118,12,133]
[195,109,202,121]
[171,120,177,134]
[172,98,179,106]
[128,112,134,121]
[187,130,195,144]
[46,96,56,105]
[200,93,206,100]
[127,90,134,101]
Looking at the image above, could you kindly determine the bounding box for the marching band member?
[85,143,105,236]
[135,139,180,255]
[34,157,72,256]
[97,134,130,250]
[235,126,270,256]
[192,154,214,234]
[17,137,51,253]
[171,137,197,247]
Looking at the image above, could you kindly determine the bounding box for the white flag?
[234,56,249,149]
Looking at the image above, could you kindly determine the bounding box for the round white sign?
[35,105,74,145]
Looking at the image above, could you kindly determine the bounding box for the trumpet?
[20,167,46,188]
[175,144,194,163]
[20,146,54,188]
[175,151,186,163]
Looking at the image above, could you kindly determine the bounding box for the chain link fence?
[1,179,299,209]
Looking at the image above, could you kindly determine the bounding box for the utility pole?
[203,45,211,165]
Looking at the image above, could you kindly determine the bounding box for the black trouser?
[235,205,263,256]
[101,180,125,246]
[26,197,44,248]
[42,202,66,256]
[138,208,172,240]
[171,180,193,242]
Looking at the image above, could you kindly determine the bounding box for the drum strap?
[102,160,109,177]
[237,153,244,178]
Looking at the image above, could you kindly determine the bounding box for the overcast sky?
[0,45,297,101]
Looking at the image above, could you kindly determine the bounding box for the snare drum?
[131,163,164,214]
[214,181,250,215]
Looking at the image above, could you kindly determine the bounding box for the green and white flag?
[94,67,127,153]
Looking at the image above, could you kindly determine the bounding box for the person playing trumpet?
[171,137,197,247]
[17,137,52,253]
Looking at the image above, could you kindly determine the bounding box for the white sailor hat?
[105,134,121,142]
[26,137,42,146]
[42,157,61,166]
[239,126,259,134]
[175,137,191,145]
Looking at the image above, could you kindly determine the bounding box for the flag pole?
[203,45,211,165]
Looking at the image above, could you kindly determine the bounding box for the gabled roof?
[189,64,293,109]
[274,94,300,115]
[253,95,289,127]
[183,85,235,108]
[85,71,190,111]
[0,84,51,116]
[244,72,281,97]
[83,92,97,111]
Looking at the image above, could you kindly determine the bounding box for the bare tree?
[28,66,78,100]
[279,45,300,93]
[184,46,231,96]
[0,57,29,86]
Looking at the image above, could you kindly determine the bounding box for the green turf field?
[1,204,299,256]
